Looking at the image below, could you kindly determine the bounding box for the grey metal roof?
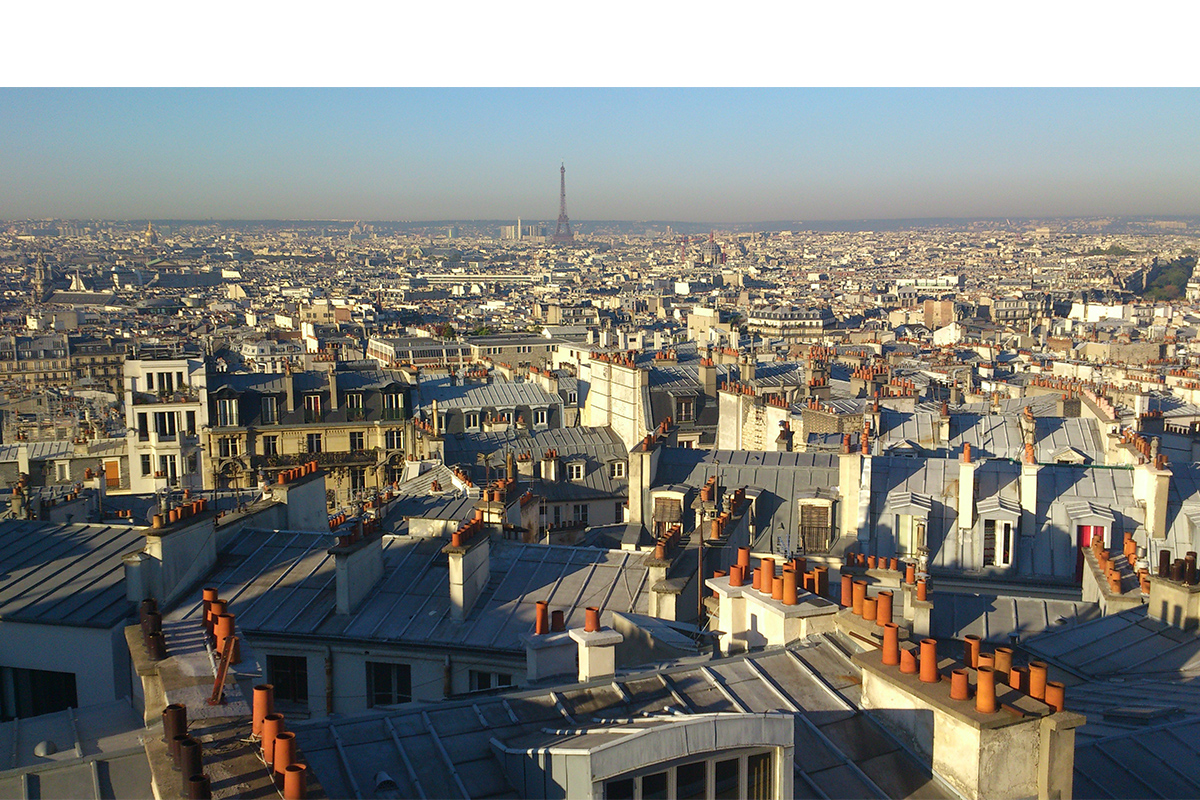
[289,635,954,800]
[0,699,150,800]
[878,408,1105,462]
[418,378,560,411]
[1073,719,1200,799]
[929,591,1101,644]
[0,441,75,463]
[1022,605,1200,681]
[0,521,143,628]
[165,533,652,653]
[653,449,839,553]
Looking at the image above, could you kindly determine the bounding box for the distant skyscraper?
[553,163,574,245]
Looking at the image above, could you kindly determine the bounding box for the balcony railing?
[131,386,201,405]
[252,449,377,470]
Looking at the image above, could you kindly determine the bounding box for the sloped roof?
[290,636,954,800]
[0,521,143,628]
[164,533,651,653]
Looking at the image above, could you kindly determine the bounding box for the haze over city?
[4,88,1199,223]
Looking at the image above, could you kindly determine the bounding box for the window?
[677,398,694,422]
[158,455,177,483]
[350,467,366,493]
[800,504,832,553]
[137,413,149,441]
[552,505,562,527]
[262,435,278,457]
[219,437,240,458]
[642,772,668,800]
[573,503,589,525]
[568,391,578,405]
[55,462,69,482]
[0,666,78,721]
[154,411,176,440]
[383,392,403,420]
[897,514,925,556]
[349,431,365,451]
[437,413,446,432]
[140,454,151,477]
[366,661,411,707]
[533,409,547,426]
[267,654,308,706]
[747,752,773,800]
[676,761,706,800]
[385,429,403,450]
[146,372,153,391]
[616,502,625,522]
[307,433,323,454]
[346,393,364,419]
[217,398,239,427]
[609,460,626,479]
[983,519,1014,567]
[469,670,513,691]
[261,396,278,424]
[303,394,321,422]
[715,758,740,800]
[569,462,585,480]
[186,410,196,435]
[465,411,479,429]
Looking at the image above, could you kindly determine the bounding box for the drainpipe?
[325,646,334,715]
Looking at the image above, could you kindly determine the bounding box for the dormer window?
[609,460,626,480]
[569,462,585,481]
[217,398,239,427]
[677,398,694,423]
[261,396,278,424]
[983,519,1013,567]
[303,394,322,422]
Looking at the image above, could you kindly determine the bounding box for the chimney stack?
[569,608,624,682]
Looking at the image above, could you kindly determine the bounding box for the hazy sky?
[2,88,1198,222]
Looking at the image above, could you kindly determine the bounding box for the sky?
[3,87,1198,223]
[2,3,1198,225]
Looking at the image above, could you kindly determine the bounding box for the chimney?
[938,403,951,446]
[1133,457,1172,540]
[506,450,516,482]
[444,527,490,620]
[856,647,1085,800]
[838,440,867,543]
[741,355,756,383]
[700,357,716,399]
[332,531,384,615]
[520,601,576,683]
[569,607,624,682]
[541,450,560,482]
[1020,447,1039,539]
[958,444,976,533]
[328,369,338,411]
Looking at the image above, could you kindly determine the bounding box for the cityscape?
[2,86,1200,800]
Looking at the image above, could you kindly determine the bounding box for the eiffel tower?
[553,162,574,245]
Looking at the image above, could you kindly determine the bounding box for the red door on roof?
[1075,525,1105,582]
[1076,525,1092,583]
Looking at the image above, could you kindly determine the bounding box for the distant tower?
[145,220,158,246]
[31,252,50,304]
[553,163,574,245]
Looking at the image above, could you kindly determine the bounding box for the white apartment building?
[123,358,209,494]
